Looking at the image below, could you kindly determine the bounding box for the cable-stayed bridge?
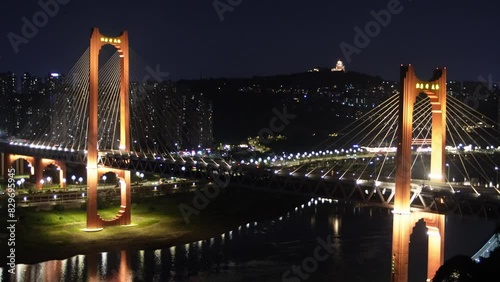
[1,29,500,282]
[2,51,500,220]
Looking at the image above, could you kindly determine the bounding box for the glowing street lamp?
[446,163,449,183]
[496,167,498,188]
[102,175,107,186]
[71,175,76,185]
[78,177,83,185]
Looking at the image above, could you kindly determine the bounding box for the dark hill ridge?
[174,70,389,149]
[176,70,386,96]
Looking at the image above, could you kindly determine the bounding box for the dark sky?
[0,0,499,82]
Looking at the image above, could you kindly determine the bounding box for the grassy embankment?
[0,186,309,265]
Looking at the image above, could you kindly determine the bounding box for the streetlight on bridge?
[446,163,449,183]
[71,175,76,185]
[495,166,498,188]
[102,175,107,187]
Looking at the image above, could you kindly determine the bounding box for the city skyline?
[0,1,499,82]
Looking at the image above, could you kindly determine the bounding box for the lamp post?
[495,167,498,188]
[102,175,107,187]
[71,175,76,185]
[78,177,83,186]
[446,163,450,183]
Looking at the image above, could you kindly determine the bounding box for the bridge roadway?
[1,142,233,179]
[233,165,500,219]
[4,143,500,219]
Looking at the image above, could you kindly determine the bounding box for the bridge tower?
[392,65,447,282]
[86,27,131,230]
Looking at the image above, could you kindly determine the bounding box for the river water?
[1,198,497,282]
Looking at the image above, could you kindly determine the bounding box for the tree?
[432,255,478,282]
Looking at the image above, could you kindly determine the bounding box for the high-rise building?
[46,72,70,144]
[13,73,49,138]
[128,81,214,153]
[447,80,462,98]
[0,72,16,137]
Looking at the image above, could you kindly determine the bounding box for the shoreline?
[17,223,243,265]
[16,220,258,265]
[2,187,310,266]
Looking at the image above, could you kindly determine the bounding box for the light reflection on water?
[2,198,496,282]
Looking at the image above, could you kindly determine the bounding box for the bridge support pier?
[391,212,445,282]
[391,212,411,282]
[0,152,33,180]
[33,158,67,190]
[86,165,101,230]
[421,213,445,280]
[58,161,67,188]
[35,158,43,190]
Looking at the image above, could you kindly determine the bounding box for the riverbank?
[0,186,310,265]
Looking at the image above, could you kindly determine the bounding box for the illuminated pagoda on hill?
[331,59,346,72]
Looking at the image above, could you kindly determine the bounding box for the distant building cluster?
[0,72,60,139]
[0,72,214,151]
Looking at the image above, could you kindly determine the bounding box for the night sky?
[0,0,499,82]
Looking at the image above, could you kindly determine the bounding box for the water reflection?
[2,197,496,282]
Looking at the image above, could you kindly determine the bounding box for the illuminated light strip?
[100,37,122,44]
[428,173,442,180]
[416,83,440,90]
[391,210,411,215]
